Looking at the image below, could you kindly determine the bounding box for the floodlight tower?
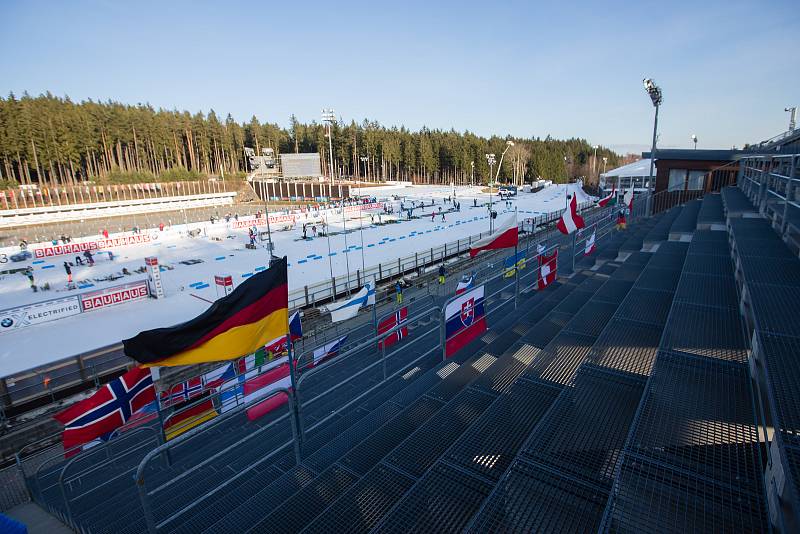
[787,107,797,132]
[692,134,698,150]
[486,153,496,232]
[643,78,663,214]
[322,109,336,185]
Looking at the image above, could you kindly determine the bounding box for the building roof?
[600,158,653,179]
[641,149,740,162]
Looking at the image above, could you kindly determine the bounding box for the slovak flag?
[445,285,487,357]
[538,249,558,289]
[455,275,474,296]
[378,307,409,349]
[469,215,519,257]
[584,229,597,256]
[556,194,585,235]
[54,366,156,453]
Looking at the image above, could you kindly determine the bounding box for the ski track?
[0,183,591,375]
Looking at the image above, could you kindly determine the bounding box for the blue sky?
[1,0,798,153]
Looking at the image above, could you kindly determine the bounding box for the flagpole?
[514,207,519,310]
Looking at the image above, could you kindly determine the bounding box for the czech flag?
[556,194,585,235]
[123,257,289,367]
[455,275,474,295]
[469,215,518,257]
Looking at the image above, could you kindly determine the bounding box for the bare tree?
[507,144,530,186]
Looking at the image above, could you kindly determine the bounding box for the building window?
[668,169,686,191]
[687,170,706,190]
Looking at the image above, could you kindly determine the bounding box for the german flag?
[123,257,288,367]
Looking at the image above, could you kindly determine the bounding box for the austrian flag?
[556,194,585,235]
[469,215,519,257]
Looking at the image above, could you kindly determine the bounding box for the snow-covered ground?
[0,183,591,376]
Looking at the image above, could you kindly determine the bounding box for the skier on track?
[64,262,72,284]
[24,267,36,292]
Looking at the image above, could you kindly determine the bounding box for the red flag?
[556,194,585,235]
[54,367,155,452]
[469,215,518,257]
[378,307,409,349]
[537,249,558,289]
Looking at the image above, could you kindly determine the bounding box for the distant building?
[281,153,322,179]
[600,159,653,194]
[642,149,740,194]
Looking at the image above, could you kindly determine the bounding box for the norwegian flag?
[54,367,155,453]
[378,307,409,349]
[159,377,204,408]
[537,249,558,290]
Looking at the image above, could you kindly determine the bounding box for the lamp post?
[360,156,368,182]
[485,153,496,232]
[470,161,475,187]
[643,78,663,215]
[322,109,336,185]
[692,134,698,150]
[592,145,598,185]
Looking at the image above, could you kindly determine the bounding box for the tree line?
[0,92,620,188]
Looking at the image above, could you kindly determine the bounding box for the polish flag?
[584,229,596,256]
[556,194,585,235]
[469,215,519,257]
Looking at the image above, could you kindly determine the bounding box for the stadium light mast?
[322,109,336,185]
[643,78,663,215]
[786,107,797,132]
[470,161,475,187]
[485,153,496,232]
[692,134,698,150]
[592,145,599,184]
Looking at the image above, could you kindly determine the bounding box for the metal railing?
[19,192,613,531]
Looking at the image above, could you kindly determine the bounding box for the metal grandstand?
[5,130,800,532]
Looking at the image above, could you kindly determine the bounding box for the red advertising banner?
[80,280,150,311]
[33,234,153,258]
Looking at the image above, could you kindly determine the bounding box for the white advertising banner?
[0,296,82,332]
[80,280,150,311]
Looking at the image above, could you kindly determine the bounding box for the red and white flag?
[623,181,634,213]
[243,363,292,421]
[469,215,518,257]
[597,184,617,207]
[537,249,558,289]
[378,307,409,349]
[556,194,585,235]
[584,229,596,256]
[54,367,155,453]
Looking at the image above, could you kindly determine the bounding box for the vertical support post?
[138,475,157,534]
[571,232,577,274]
[154,402,171,467]
[782,156,797,237]
[287,339,303,464]
[440,305,447,362]
[514,243,520,310]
